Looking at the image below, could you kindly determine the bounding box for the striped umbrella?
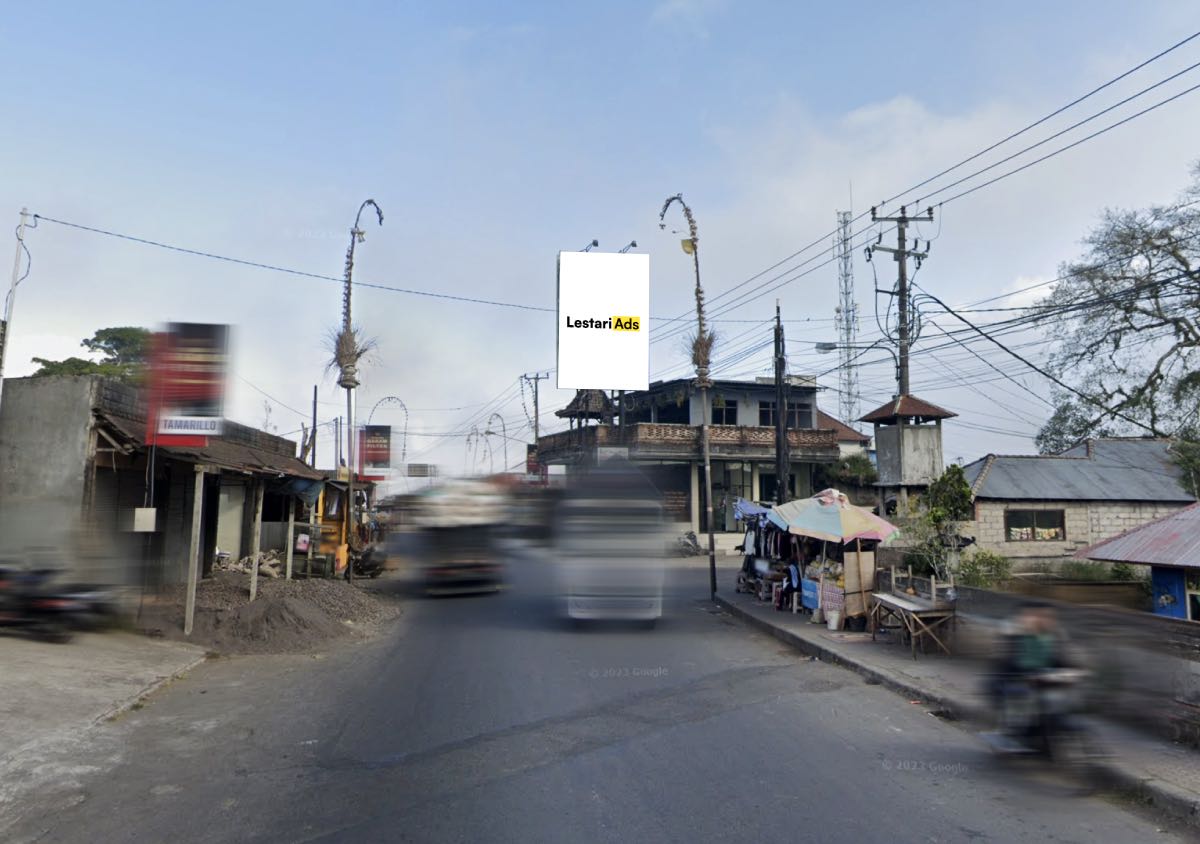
[766,488,900,544]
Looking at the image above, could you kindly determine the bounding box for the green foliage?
[1109,562,1138,582]
[81,327,149,366]
[31,326,150,382]
[925,464,973,525]
[959,549,1012,588]
[813,452,879,490]
[1168,432,1200,498]
[1035,398,1115,454]
[896,465,976,582]
[1058,560,1116,581]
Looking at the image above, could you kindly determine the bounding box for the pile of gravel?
[138,572,399,655]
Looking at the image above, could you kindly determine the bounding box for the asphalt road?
[6,543,1186,843]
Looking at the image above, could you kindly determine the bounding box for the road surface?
[4,543,1185,843]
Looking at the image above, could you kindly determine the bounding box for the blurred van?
[556,461,666,625]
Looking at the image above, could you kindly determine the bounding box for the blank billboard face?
[556,251,650,390]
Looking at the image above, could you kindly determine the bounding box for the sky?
[1,1,1198,487]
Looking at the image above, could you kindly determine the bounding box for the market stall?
[765,489,899,629]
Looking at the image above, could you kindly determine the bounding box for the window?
[1004,509,1065,542]
[758,400,811,428]
[711,397,738,425]
[656,402,690,424]
[759,401,776,427]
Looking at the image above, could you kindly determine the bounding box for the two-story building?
[536,376,842,532]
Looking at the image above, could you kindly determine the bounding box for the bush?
[1109,562,1137,581]
[1058,560,1113,581]
[958,549,1012,588]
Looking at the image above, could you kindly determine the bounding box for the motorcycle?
[674,531,702,557]
[346,545,389,579]
[980,668,1107,791]
[0,565,82,643]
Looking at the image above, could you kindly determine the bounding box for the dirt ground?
[135,571,402,655]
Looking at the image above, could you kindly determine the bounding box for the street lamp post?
[815,341,900,398]
[485,412,508,474]
[660,194,717,600]
[338,199,383,583]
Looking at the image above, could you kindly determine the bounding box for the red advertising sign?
[358,425,391,481]
[146,323,230,448]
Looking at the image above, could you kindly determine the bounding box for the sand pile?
[138,571,399,654]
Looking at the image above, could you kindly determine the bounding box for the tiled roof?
[816,410,870,444]
[859,395,957,424]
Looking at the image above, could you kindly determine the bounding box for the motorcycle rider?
[988,600,1074,740]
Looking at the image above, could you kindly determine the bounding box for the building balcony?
[536,422,840,465]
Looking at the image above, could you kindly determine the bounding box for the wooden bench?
[870,591,956,658]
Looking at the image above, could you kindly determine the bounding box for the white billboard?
[556,251,650,390]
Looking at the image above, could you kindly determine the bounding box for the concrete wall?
[969,499,1189,566]
[875,422,943,486]
[688,386,817,429]
[0,376,97,550]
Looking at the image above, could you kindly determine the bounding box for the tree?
[1034,392,1115,454]
[1037,164,1200,444]
[814,452,878,490]
[31,326,150,382]
[902,465,974,580]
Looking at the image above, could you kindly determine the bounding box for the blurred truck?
[412,479,506,595]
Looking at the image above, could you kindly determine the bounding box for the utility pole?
[310,385,318,468]
[774,301,789,504]
[524,372,549,480]
[0,208,30,408]
[834,209,859,422]
[523,372,549,443]
[869,205,932,396]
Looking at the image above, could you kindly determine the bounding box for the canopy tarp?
[734,498,770,521]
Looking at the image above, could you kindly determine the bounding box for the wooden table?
[869,592,955,658]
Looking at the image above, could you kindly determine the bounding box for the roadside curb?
[714,594,1200,830]
[713,595,979,717]
[91,649,209,725]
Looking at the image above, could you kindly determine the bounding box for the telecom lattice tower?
[834,210,859,423]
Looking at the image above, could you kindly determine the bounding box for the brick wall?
[970,499,1192,565]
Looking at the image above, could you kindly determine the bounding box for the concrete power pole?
[774,301,789,505]
[0,208,30,409]
[524,372,549,477]
[868,205,932,396]
[834,210,859,422]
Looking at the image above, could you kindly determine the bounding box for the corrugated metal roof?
[965,439,1194,503]
[1076,502,1200,568]
[97,411,323,480]
[859,394,957,424]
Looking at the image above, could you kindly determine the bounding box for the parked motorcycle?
[980,668,1107,791]
[0,564,83,643]
[347,545,389,579]
[674,531,702,557]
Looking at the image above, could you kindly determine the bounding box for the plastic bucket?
[826,609,842,631]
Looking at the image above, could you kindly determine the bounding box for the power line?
[889,30,1200,207]
[911,284,1160,435]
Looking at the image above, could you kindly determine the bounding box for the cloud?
[650,0,727,36]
